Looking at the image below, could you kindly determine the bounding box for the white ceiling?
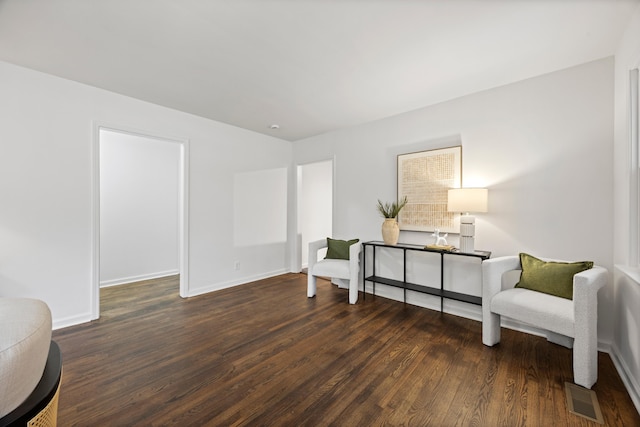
[0,0,638,141]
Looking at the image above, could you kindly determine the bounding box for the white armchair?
[307,239,362,304]
[482,255,607,389]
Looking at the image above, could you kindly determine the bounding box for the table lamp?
[447,188,488,253]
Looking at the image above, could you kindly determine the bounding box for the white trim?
[291,164,301,273]
[91,123,101,320]
[178,137,190,299]
[630,68,639,266]
[91,122,190,320]
[100,270,180,288]
[185,269,289,297]
[610,343,640,414]
[616,263,640,284]
[294,156,335,274]
[331,155,337,238]
[362,282,482,321]
[52,313,94,330]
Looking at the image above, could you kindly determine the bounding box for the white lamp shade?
[447,188,488,213]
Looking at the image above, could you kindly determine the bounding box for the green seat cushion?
[325,238,359,260]
[515,253,593,300]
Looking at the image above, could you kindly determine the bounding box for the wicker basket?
[27,371,61,427]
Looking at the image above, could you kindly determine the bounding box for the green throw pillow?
[515,253,593,300]
[325,238,359,260]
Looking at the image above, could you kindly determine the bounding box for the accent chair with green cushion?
[482,253,607,389]
[307,238,362,304]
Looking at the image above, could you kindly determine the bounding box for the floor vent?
[565,382,604,424]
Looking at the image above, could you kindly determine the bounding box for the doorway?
[297,159,333,270]
[92,125,189,319]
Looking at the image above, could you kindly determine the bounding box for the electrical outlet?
[234,261,240,270]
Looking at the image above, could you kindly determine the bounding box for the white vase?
[381,218,400,245]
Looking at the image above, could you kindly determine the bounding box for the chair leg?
[482,312,501,346]
[573,335,598,389]
[307,274,317,298]
[348,279,358,304]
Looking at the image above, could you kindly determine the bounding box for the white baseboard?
[610,343,640,415]
[54,269,287,328]
[186,268,289,297]
[52,312,94,330]
[100,269,179,288]
[362,282,482,321]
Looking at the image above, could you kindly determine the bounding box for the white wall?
[0,60,292,328]
[613,4,640,411]
[233,167,288,248]
[99,129,180,286]
[294,57,615,332]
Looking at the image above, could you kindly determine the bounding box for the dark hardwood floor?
[52,274,639,426]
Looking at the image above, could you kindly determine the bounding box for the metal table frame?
[362,240,491,311]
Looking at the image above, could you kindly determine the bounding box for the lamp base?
[459,215,476,253]
[459,236,475,253]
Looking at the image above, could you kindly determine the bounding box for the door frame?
[91,122,190,320]
[295,157,335,272]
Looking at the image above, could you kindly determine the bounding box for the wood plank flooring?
[52,274,639,426]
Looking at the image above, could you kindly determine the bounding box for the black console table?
[362,241,491,311]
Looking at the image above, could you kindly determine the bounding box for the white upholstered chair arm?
[573,265,607,327]
[349,241,362,285]
[572,265,607,388]
[308,239,328,272]
[573,266,607,301]
[482,255,521,300]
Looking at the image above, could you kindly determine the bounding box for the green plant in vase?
[377,196,408,245]
[376,196,408,218]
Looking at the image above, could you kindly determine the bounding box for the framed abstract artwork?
[397,145,462,233]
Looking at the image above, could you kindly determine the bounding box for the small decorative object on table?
[376,196,408,245]
[425,229,455,251]
[432,229,448,245]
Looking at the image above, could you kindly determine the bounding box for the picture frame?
[397,145,462,233]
